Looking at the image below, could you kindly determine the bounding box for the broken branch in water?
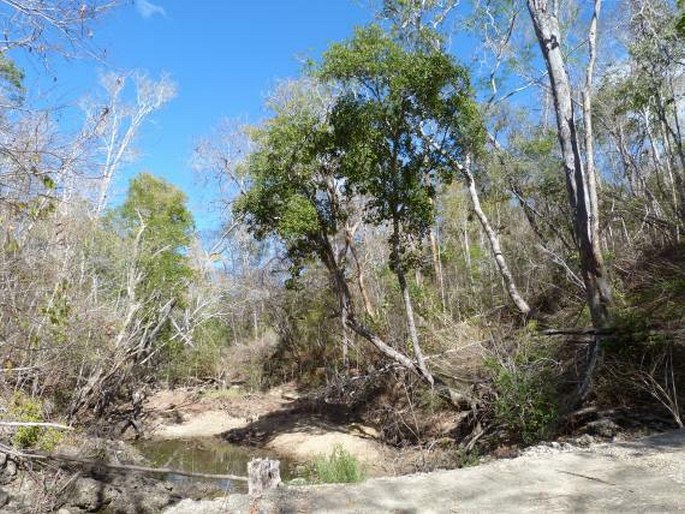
[0,447,249,482]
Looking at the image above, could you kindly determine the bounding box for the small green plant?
[309,444,365,484]
[202,387,244,401]
[455,448,480,468]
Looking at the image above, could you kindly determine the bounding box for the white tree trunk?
[527,0,612,330]
[463,157,532,317]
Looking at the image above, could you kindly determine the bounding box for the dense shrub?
[485,335,560,444]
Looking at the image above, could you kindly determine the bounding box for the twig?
[542,328,613,336]
[0,421,74,431]
[555,469,634,493]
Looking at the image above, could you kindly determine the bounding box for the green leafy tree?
[237,30,484,393]
[118,172,194,307]
[237,79,436,386]
[319,25,482,385]
[235,81,339,269]
[0,54,24,97]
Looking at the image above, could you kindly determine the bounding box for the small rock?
[281,391,300,401]
[286,478,308,486]
[5,460,17,477]
[586,418,620,438]
[56,509,71,514]
[575,434,595,447]
[0,488,9,509]
[72,478,101,511]
[0,453,6,468]
[71,477,119,511]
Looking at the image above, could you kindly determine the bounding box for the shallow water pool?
[136,437,294,494]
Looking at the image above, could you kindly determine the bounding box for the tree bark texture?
[527,0,612,329]
[247,458,281,496]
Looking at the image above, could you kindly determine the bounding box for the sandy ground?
[152,410,247,439]
[165,429,685,513]
[143,387,390,471]
[267,430,385,468]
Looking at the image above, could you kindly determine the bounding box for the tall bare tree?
[80,72,176,216]
[527,0,612,331]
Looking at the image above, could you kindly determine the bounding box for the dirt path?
[165,430,685,513]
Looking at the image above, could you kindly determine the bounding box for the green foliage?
[265,278,342,387]
[455,447,480,468]
[279,194,320,241]
[310,444,365,484]
[6,393,63,450]
[119,173,194,300]
[8,392,42,448]
[407,274,443,322]
[320,26,484,275]
[161,320,227,384]
[678,0,685,37]
[485,337,559,444]
[0,54,24,101]
[234,81,337,267]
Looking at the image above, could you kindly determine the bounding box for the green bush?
[485,338,559,444]
[310,444,365,484]
[6,392,63,450]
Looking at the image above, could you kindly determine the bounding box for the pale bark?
[463,156,532,317]
[345,223,375,317]
[429,224,447,311]
[527,0,612,330]
[424,167,446,311]
[87,73,176,217]
[421,128,531,316]
[582,0,602,245]
[391,217,434,387]
[248,458,281,496]
[317,233,434,386]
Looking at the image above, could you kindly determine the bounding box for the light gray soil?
[165,430,685,513]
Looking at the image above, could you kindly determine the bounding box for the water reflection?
[136,437,293,494]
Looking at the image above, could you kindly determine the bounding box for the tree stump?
[247,458,281,496]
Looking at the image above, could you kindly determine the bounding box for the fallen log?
[0,421,74,431]
[0,446,248,482]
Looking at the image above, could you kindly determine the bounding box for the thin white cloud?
[135,0,166,19]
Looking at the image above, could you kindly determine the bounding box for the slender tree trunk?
[391,218,434,387]
[317,233,435,387]
[424,169,446,311]
[421,131,530,316]
[429,226,446,311]
[656,102,685,225]
[528,0,613,400]
[340,305,350,367]
[346,227,375,317]
[463,158,532,317]
[643,109,678,239]
[527,0,612,331]
[582,0,601,247]
[463,220,473,290]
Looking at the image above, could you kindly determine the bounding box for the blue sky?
[15,0,374,234]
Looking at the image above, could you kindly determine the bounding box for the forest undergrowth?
[1,0,685,501]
